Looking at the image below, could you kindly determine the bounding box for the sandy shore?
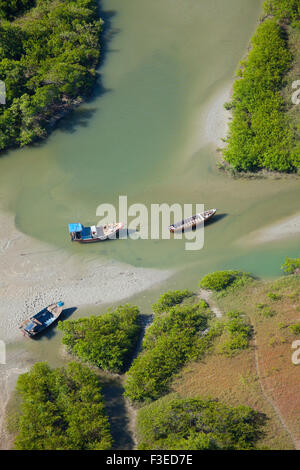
[238,212,300,246]
[0,210,171,344]
[201,84,231,149]
[185,82,231,159]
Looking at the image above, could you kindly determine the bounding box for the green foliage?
[0,1,35,20]
[58,305,141,373]
[218,311,252,356]
[0,0,102,152]
[14,362,113,450]
[137,395,265,450]
[289,323,300,335]
[124,302,211,403]
[191,321,224,360]
[256,303,267,310]
[152,289,194,314]
[199,270,252,292]
[264,0,300,25]
[267,292,282,301]
[281,256,300,274]
[223,18,297,172]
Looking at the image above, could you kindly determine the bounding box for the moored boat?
[19,302,64,337]
[168,209,216,233]
[68,222,124,243]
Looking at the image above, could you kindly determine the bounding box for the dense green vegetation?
[137,395,265,450]
[223,0,300,173]
[199,270,253,293]
[58,305,141,373]
[0,1,35,20]
[264,0,300,24]
[124,301,211,403]
[0,0,102,151]
[281,256,300,274]
[289,323,300,335]
[152,289,194,314]
[13,362,113,450]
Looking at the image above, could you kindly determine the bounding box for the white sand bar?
[239,212,300,246]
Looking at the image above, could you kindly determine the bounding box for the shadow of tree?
[99,375,135,450]
[53,5,120,135]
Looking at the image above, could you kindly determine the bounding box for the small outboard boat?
[19,302,64,337]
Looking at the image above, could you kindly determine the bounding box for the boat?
[68,222,124,243]
[168,208,217,233]
[19,302,64,337]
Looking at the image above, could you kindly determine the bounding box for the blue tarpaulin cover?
[68,223,83,233]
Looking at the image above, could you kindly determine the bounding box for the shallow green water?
[0,0,299,279]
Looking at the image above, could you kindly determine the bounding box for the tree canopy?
[58,305,141,373]
[0,0,102,152]
[137,395,266,450]
[14,362,113,450]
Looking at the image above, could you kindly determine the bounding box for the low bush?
[218,311,252,356]
[289,323,300,335]
[281,257,300,274]
[199,270,253,293]
[267,292,282,301]
[152,289,194,314]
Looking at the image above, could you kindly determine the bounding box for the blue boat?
[19,302,64,337]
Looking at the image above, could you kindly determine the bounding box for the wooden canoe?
[169,209,216,233]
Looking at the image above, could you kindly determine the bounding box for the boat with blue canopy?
[68,222,124,243]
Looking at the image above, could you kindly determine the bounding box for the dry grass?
[172,275,300,450]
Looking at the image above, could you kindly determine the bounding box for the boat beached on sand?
[68,222,124,243]
[168,208,217,233]
[19,302,64,337]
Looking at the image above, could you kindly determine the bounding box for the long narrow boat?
[68,222,124,243]
[19,302,64,337]
[168,208,217,233]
